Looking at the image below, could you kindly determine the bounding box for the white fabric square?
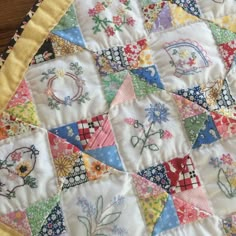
[109,90,191,172]
[191,137,236,217]
[149,21,226,91]
[0,128,58,215]
[197,0,236,19]
[74,0,147,51]
[61,172,147,236]
[25,52,108,129]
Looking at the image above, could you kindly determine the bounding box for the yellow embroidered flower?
[56,69,65,77]
[179,50,189,58]
[54,157,73,177]
[16,161,32,177]
[229,177,236,188]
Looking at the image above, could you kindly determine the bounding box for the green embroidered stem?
[131,120,164,154]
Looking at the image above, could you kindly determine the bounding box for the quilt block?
[0,0,236,235]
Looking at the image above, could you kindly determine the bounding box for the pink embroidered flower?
[124,118,136,125]
[126,16,135,26]
[105,26,115,37]
[113,16,123,26]
[221,153,233,165]
[187,58,196,66]
[88,8,97,17]
[162,130,173,139]
[119,0,128,4]
[11,151,22,162]
[94,2,105,13]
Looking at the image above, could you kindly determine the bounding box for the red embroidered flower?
[11,151,22,162]
[105,26,115,37]
[94,2,105,13]
[187,58,196,66]
[221,153,233,165]
[119,0,128,4]
[88,8,97,17]
[126,16,135,26]
[113,16,123,26]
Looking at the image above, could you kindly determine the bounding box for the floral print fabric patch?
[1,0,236,236]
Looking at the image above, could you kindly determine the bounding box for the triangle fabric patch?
[208,22,236,45]
[49,33,84,57]
[111,73,136,106]
[163,155,201,194]
[0,210,31,236]
[6,79,32,109]
[38,203,66,236]
[77,114,107,149]
[211,111,236,139]
[0,112,35,140]
[139,193,168,234]
[131,72,161,98]
[0,222,23,236]
[6,101,40,126]
[132,173,166,199]
[86,145,124,171]
[82,152,112,181]
[26,195,59,236]
[102,71,128,106]
[213,15,236,33]
[62,153,88,191]
[50,122,83,151]
[52,27,86,48]
[131,65,164,89]
[173,94,207,120]
[218,40,236,70]
[192,115,221,149]
[48,132,81,178]
[173,187,213,215]
[152,195,180,235]
[152,2,172,32]
[169,2,200,27]
[142,2,164,32]
[183,112,208,145]
[172,195,211,225]
[170,0,201,17]
[52,4,78,31]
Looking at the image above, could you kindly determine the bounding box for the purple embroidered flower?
[145,103,170,124]
[209,157,222,168]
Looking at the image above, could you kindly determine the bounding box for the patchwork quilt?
[1,0,236,235]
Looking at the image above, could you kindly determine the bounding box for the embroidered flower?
[105,26,115,37]
[54,157,73,177]
[64,96,72,106]
[221,153,233,165]
[88,8,97,17]
[209,157,222,168]
[119,0,128,3]
[145,103,170,124]
[124,118,136,125]
[94,2,105,13]
[162,130,173,139]
[113,16,123,26]
[16,161,32,177]
[11,151,22,162]
[126,16,135,26]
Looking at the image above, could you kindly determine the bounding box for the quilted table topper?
[1,0,236,236]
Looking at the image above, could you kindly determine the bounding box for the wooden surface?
[0,0,35,54]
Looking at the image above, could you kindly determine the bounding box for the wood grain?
[0,0,35,54]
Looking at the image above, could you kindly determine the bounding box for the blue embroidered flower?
[145,103,170,124]
[64,96,72,106]
[209,157,222,168]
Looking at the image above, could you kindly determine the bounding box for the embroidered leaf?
[41,68,56,82]
[148,144,159,151]
[217,168,235,198]
[24,176,37,188]
[78,92,90,104]
[131,136,140,147]
[78,216,91,235]
[48,97,60,110]
[99,212,121,226]
[96,195,104,223]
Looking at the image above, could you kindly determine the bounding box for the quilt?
[0,0,236,235]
